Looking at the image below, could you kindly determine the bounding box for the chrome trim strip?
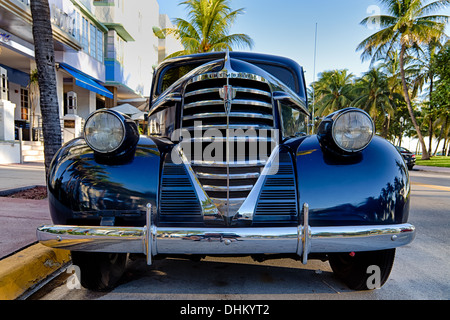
[191,159,267,168]
[185,88,220,97]
[197,172,260,180]
[185,88,271,99]
[203,184,254,192]
[184,124,273,131]
[187,72,269,85]
[184,99,272,110]
[229,100,272,108]
[183,112,273,121]
[186,136,275,143]
[236,88,272,97]
[302,203,310,265]
[146,203,152,265]
[184,100,224,109]
[37,223,416,265]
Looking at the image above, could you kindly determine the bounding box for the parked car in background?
[396,146,416,170]
[37,51,415,292]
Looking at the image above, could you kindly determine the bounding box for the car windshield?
[157,60,299,96]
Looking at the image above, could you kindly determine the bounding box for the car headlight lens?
[84,111,125,153]
[332,110,374,152]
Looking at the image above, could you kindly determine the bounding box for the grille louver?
[159,157,203,226]
[253,151,298,226]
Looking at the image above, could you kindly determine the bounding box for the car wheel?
[71,251,128,291]
[408,165,414,170]
[328,249,395,290]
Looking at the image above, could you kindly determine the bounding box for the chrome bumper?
[36,204,415,265]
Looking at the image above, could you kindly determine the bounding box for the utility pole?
[311,23,318,134]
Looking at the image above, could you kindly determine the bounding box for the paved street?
[30,168,450,301]
[0,163,46,193]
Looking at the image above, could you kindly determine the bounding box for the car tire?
[71,251,128,291]
[408,165,414,170]
[328,249,395,290]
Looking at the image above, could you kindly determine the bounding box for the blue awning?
[59,64,114,99]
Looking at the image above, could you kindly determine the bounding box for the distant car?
[396,146,416,170]
[37,51,415,291]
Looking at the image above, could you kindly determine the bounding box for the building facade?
[0,0,182,163]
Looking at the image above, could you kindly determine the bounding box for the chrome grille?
[181,73,277,218]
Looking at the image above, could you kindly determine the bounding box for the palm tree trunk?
[428,77,434,155]
[399,44,430,160]
[29,0,62,177]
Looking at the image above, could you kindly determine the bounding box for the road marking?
[411,182,450,192]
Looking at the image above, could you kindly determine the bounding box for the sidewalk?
[0,162,70,300]
[413,165,450,175]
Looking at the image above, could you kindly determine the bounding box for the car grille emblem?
[219,85,236,115]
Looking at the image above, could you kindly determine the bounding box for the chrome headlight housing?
[318,108,375,154]
[84,109,139,155]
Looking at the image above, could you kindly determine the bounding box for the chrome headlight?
[318,108,375,154]
[84,110,139,155]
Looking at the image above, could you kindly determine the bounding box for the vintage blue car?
[37,51,415,291]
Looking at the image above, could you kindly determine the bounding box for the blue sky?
[158,0,450,87]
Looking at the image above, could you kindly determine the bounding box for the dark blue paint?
[47,136,162,227]
[295,135,410,226]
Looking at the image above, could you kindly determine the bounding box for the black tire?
[329,249,395,290]
[71,251,128,291]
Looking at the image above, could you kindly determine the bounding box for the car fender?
[293,135,410,226]
[47,136,165,226]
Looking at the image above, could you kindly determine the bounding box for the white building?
[0,0,182,164]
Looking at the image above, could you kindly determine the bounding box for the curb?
[0,243,71,300]
[0,185,46,197]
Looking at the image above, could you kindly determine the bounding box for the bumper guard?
[36,204,415,265]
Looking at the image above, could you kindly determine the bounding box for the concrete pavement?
[413,165,450,175]
[0,162,70,300]
[0,161,448,299]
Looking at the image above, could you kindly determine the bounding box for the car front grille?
[181,73,277,218]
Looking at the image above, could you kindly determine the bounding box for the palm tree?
[29,0,62,177]
[351,68,395,137]
[413,38,446,153]
[357,0,449,160]
[160,0,254,58]
[313,69,355,116]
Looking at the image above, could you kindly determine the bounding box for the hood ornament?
[219,49,237,115]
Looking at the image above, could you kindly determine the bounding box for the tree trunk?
[428,117,433,155]
[399,44,430,160]
[434,115,447,156]
[428,77,434,155]
[29,0,62,177]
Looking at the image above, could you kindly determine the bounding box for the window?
[90,23,96,57]
[74,11,80,42]
[96,29,104,62]
[81,20,104,62]
[82,17,89,52]
[279,102,308,138]
[20,88,29,121]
